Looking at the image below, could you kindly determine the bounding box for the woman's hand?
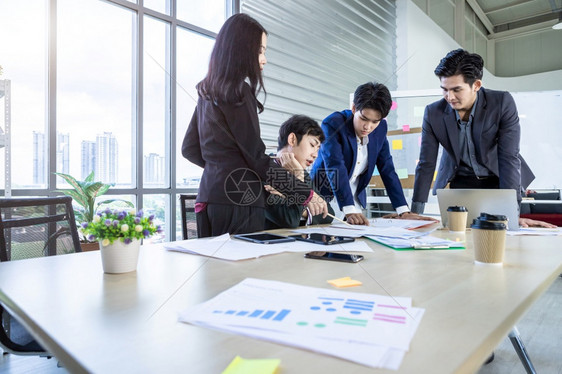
[276,151,305,181]
[264,184,284,197]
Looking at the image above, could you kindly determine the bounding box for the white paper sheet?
[293,224,428,239]
[507,227,562,236]
[164,233,373,261]
[179,278,424,370]
[370,218,438,230]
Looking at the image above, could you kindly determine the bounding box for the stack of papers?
[164,233,373,261]
[179,278,425,370]
[292,224,464,250]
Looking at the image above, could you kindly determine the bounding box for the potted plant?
[55,171,134,251]
[81,209,161,273]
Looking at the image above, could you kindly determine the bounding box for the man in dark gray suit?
[411,49,554,228]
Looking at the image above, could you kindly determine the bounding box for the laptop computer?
[437,189,519,231]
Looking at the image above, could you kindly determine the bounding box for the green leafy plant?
[55,171,134,239]
[81,209,161,246]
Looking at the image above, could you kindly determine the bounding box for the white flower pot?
[99,239,140,274]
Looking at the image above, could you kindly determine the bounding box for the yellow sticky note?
[433,170,437,182]
[222,355,280,374]
[327,276,363,288]
[392,139,403,150]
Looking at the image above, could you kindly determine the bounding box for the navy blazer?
[310,110,407,210]
[412,87,534,205]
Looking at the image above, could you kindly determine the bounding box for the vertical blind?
[240,0,397,146]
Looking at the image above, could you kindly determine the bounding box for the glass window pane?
[143,16,170,188]
[144,0,170,16]
[177,0,226,33]
[175,28,214,188]
[143,194,168,243]
[0,0,47,189]
[57,0,134,187]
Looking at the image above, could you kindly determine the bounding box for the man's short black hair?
[434,48,484,86]
[277,115,325,150]
[353,82,392,118]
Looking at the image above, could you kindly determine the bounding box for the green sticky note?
[396,168,408,179]
[222,355,280,374]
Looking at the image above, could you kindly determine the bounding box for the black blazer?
[413,87,534,204]
[182,83,312,208]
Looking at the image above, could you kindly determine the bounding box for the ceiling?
[467,0,562,38]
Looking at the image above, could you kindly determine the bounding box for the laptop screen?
[436,189,519,231]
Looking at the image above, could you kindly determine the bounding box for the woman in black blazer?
[182,14,327,237]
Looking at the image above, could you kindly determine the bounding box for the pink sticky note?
[402,124,410,132]
[418,136,422,146]
[390,101,397,110]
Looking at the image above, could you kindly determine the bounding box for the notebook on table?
[436,189,519,231]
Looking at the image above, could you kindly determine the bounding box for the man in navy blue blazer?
[311,82,435,225]
[411,49,554,228]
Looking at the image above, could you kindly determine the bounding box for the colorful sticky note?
[390,100,398,110]
[222,355,280,374]
[396,168,408,179]
[402,124,410,132]
[392,139,403,150]
[418,136,422,146]
[433,171,438,182]
[327,277,363,288]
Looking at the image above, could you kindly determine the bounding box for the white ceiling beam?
[485,0,532,15]
[466,0,495,35]
[488,19,558,40]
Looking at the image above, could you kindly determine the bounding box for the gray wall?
[241,0,397,145]
[410,0,562,77]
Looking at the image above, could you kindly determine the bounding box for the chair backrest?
[0,196,81,355]
[179,194,197,240]
[0,196,82,262]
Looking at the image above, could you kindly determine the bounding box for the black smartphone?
[233,233,296,244]
[290,233,355,245]
[304,251,364,263]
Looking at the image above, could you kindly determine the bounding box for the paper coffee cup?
[471,219,507,265]
[447,206,468,232]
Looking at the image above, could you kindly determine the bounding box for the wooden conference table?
[0,227,561,374]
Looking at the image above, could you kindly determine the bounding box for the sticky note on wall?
[392,139,403,150]
[402,124,410,132]
[396,168,408,179]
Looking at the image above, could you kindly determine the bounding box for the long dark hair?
[197,13,267,113]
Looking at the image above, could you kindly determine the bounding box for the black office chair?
[0,196,81,356]
[179,194,197,240]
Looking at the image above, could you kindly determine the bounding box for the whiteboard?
[513,90,562,190]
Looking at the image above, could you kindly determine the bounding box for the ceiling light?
[553,13,562,30]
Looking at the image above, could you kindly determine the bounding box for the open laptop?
[437,189,519,231]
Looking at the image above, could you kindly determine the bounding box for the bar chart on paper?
[180,278,425,369]
[212,308,291,321]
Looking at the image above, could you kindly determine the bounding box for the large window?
[0,0,47,190]
[0,0,229,241]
